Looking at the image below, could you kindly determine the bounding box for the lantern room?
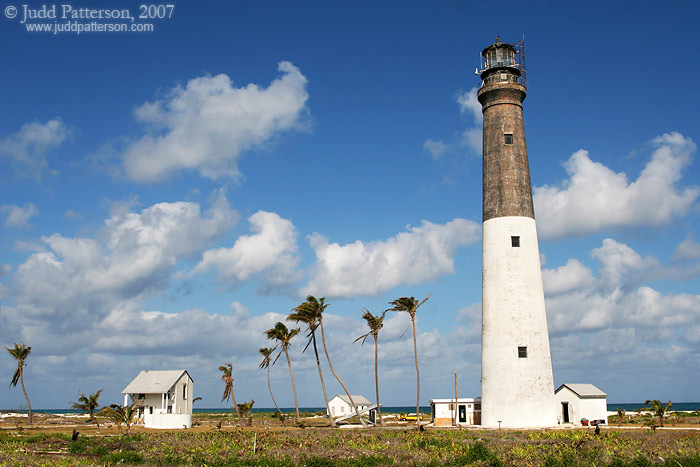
[478,36,526,88]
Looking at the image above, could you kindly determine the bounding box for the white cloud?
[541,258,595,295]
[457,88,482,123]
[673,236,700,262]
[8,192,237,327]
[534,132,699,239]
[546,238,700,338]
[122,61,309,182]
[303,218,481,298]
[423,139,450,159]
[0,118,69,177]
[193,210,300,290]
[423,87,482,159]
[2,203,38,229]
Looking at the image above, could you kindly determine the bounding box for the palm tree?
[5,342,33,425]
[387,294,430,426]
[288,297,336,428]
[265,322,301,423]
[219,363,242,425]
[237,399,255,426]
[99,403,138,434]
[293,296,367,428]
[615,407,626,427]
[355,309,387,427]
[70,389,103,423]
[645,399,673,427]
[259,347,283,417]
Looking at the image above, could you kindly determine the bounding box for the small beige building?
[554,383,608,426]
[429,398,481,426]
[327,395,371,418]
[122,370,194,429]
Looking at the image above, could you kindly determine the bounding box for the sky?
[1,0,699,411]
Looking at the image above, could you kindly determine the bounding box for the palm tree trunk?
[267,366,282,416]
[319,320,367,428]
[373,334,385,426]
[411,314,420,427]
[19,372,32,425]
[312,334,336,427]
[284,348,301,423]
[231,389,242,426]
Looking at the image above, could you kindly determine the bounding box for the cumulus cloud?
[192,210,300,290]
[673,236,700,262]
[122,61,309,182]
[534,132,699,239]
[2,203,38,229]
[541,259,595,295]
[8,192,237,329]
[545,238,700,338]
[0,118,69,177]
[303,218,481,298]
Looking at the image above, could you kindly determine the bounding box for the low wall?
[144,413,192,429]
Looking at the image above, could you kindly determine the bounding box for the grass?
[1,413,700,466]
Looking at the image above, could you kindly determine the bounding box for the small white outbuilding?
[554,383,608,426]
[327,395,371,418]
[429,398,481,426]
[122,369,194,429]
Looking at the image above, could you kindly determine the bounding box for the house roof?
[122,370,192,395]
[333,395,371,405]
[555,383,607,398]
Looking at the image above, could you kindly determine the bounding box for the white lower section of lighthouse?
[481,216,557,428]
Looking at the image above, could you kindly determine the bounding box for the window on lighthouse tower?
[504,133,513,145]
[511,236,520,247]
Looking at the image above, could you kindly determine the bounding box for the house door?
[458,405,467,423]
[562,402,570,423]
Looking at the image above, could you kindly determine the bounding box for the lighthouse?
[478,37,557,428]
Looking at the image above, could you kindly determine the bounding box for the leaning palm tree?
[293,295,367,428]
[265,322,301,423]
[645,399,673,427]
[259,347,283,417]
[70,389,103,423]
[387,294,430,426]
[219,363,242,425]
[5,342,33,425]
[355,309,387,427]
[288,298,336,428]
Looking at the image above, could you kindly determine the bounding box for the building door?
[561,402,570,423]
[458,405,467,423]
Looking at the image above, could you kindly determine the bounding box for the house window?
[504,133,513,145]
[511,236,520,247]
[518,346,528,358]
[183,384,187,399]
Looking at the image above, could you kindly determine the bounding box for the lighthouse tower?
[478,37,557,428]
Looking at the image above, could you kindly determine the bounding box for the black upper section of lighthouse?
[478,37,535,222]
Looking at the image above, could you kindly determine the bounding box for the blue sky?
[1,0,699,410]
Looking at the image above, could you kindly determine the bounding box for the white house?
[327,395,371,418]
[122,370,194,429]
[429,398,481,426]
[554,383,608,426]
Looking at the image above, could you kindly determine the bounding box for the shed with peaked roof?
[122,370,194,429]
[554,383,608,426]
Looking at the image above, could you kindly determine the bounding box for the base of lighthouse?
[481,216,557,428]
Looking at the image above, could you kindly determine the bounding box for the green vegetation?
[1,427,699,466]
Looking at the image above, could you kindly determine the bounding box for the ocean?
[8,403,700,415]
